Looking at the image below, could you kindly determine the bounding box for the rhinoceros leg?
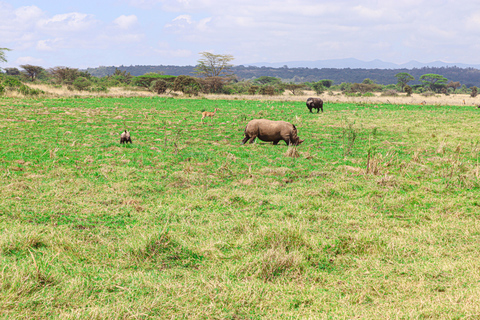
[273,140,280,145]
[249,136,257,144]
[241,136,249,144]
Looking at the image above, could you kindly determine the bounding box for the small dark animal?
[120,130,132,144]
[306,97,323,113]
[242,119,305,146]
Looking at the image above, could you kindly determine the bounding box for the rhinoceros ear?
[298,139,305,145]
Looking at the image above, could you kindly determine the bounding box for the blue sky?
[2,0,480,69]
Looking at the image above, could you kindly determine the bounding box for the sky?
[2,0,480,69]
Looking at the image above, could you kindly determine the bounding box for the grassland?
[1,96,480,319]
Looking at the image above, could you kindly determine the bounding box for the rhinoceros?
[241,119,305,146]
[306,97,323,113]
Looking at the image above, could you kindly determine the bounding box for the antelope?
[201,108,218,124]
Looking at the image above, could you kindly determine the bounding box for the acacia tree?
[394,72,414,91]
[0,47,10,63]
[447,81,461,93]
[194,52,234,78]
[284,83,305,95]
[20,64,45,81]
[49,66,82,84]
[419,74,448,92]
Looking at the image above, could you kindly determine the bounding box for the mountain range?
[245,58,480,70]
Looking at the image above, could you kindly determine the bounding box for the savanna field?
[1,96,480,319]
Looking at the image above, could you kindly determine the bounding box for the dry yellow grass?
[8,83,480,106]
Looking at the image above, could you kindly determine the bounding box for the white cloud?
[14,5,44,23]
[164,15,212,34]
[15,56,44,65]
[37,12,97,33]
[36,39,59,51]
[114,15,138,29]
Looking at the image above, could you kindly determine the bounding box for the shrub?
[198,76,228,94]
[132,74,176,89]
[404,85,413,96]
[221,82,250,95]
[380,90,398,97]
[150,80,168,94]
[421,91,435,97]
[18,84,43,96]
[471,86,478,98]
[90,85,108,93]
[311,81,326,95]
[248,85,259,95]
[72,77,92,91]
[172,75,202,95]
[258,85,275,95]
[2,75,22,88]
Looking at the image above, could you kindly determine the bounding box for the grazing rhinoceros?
[241,119,304,146]
[306,97,323,113]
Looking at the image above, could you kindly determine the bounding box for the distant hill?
[246,58,480,70]
[85,64,480,87]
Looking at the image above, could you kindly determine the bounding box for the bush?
[18,85,43,96]
[221,82,250,95]
[0,84,4,95]
[72,77,92,91]
[380,90,398,97]
[198,77,228,94]
[311,81,326,95]
[248,85,259,95]
[421,91,435,97]
[2,75,22,88]
[90,85,108,93]
[172,75,202,95]
[132,74,176,89]
[470,86,478,98]
[404,85,413,96]
[258,85,276,95]
[150,80,168,94]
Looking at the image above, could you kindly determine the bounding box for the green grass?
[1,96,480,318]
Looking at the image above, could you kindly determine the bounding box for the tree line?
[84,65,480,88]
[0,48,479,97]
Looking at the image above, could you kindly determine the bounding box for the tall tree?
[420,74,448,92]
[20,64,45,81]
[48,66,82,84]
[194,52,234,78]
[394,72,414,91]
[447,81,461,92]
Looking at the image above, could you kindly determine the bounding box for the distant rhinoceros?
[241,119,305,146]
[306,97,323,113]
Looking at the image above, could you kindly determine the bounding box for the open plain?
[1,94,480,318]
